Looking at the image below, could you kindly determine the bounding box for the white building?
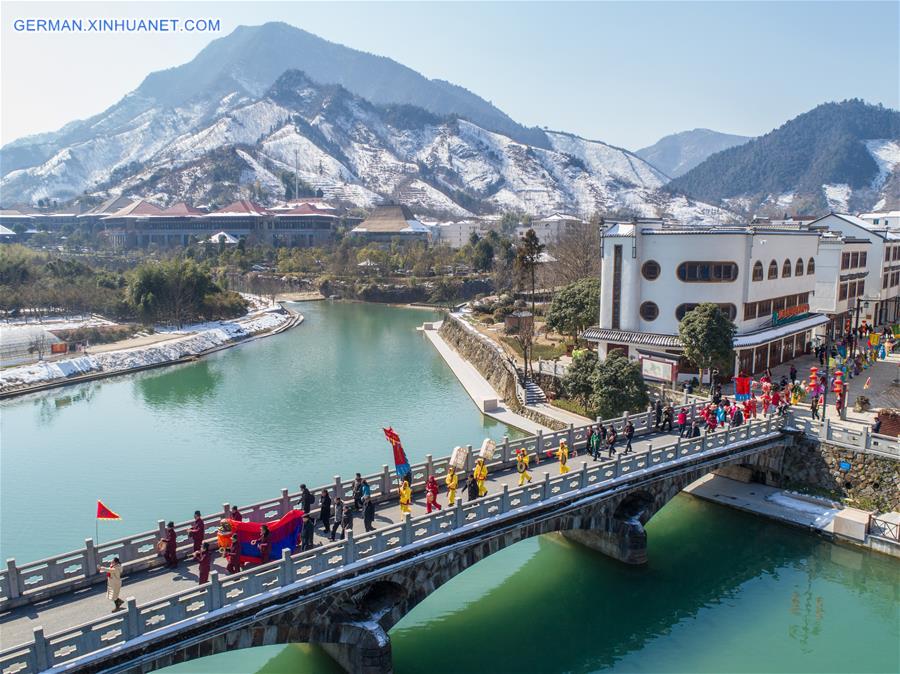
[809,213,900,329]
[859,210,900,229]
[516,212,585,244]
[431,220,486,249]
[586,221,827,381]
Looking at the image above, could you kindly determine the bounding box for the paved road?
[0,427,684,649]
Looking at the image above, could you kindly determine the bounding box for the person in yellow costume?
[557,440,570,474]
[399,478,412,514]
[473,457,488,497]
[445,467,458,504]
[516,449,532,486]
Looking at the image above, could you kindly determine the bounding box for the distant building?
[515,212,585,243]
[431,220,486,249]
[350,205,430,243]
[859,210,900,228]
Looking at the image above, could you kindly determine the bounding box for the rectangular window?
[839,283,848,301]
[785,295,796,308]
[893,272,899,287]
[851,252,859,268]
[842,252,851,269]
[744,303,757,320]
[758,299,772,315]
[885,274,890,289]
[612,245,622,330]
[773,297,786,312]
[860,252,867,267]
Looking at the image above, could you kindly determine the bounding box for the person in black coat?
[300,484,313,515]
[654,398,663,428]
[363,497,375,532]
[466,475,479,501]
[319,489,332,534]
[300,515,315,551]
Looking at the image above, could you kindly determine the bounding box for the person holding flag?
[383,427,411,484]
[399,478,412,514]
[97,557,123,612]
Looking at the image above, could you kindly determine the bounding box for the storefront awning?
[733,314,830,348]
[581,327,681,348]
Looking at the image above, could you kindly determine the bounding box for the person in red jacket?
[425,475,442,512]
[252,525,271,564]
[162,521,178,568]
[189,511,204,553]
[226,537,241,574]
[194,542,212,585]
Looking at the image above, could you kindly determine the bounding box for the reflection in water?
[35,384,98,425]
[136,361,223,407]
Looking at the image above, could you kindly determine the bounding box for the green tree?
[561,349,598,405]
[678,303,737,391]
[588,351,649,419]
[546,277,600,342]
[514,228,544,315]
[471,238,495,272]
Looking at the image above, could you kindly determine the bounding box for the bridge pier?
[318,622,393,674]
[562,518,648,565]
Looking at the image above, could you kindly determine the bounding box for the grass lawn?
[500,336,567,360]
[551,398,594,418]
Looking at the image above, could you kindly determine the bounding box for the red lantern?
[809,366,818,388]
[832,370,844,393]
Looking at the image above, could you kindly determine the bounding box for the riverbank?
[685,473,900,558]
[421,323,548,434]
[0,305,302,399]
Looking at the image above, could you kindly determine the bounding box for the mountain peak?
[636,128,751,179]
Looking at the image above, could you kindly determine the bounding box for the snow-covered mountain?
[1,69,731,222]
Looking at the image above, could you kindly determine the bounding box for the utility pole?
[294,149,299,202]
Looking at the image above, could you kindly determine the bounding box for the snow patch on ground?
[865,139,900,189]
[823,183,851,212]
[0,309,290,392]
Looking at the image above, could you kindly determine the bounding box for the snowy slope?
[1,70,732,222]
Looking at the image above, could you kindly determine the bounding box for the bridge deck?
[0,428,681,649]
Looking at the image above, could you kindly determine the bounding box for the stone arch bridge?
[0,416,792,674]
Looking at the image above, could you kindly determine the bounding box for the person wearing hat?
[399,478,412,514]
[445,466,458,504]
[516,448,533,485]
[556,440,570,474]
[97,557,123,612]
[473,458,489,496]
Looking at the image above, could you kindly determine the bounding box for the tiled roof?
[352,205,428,233]
[211,199,267,216]
[581,327,681,348]
[102,199,164,218]
[161,202,206,216]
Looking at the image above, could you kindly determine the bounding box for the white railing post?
[85,538,98,577]
[615,454,623,477]
[5,558,21,600]
[125,597,141,638]
[280,548,294,586]
[209,572,223,610]
[33,627,50,671]
[157,520,167,541]
[343,530,356,565]
[280,489,291,515]
[426,454,434,477]
[333,475,342,498]
[465,444,474,473]
[863,424,871,449]
[500,484,510,513]
[381,465,391,495]
[401,514,412,545]
[542,472,550,500]
[454,498,463,529]
[536,430,544,459]
[222,503,231,519]
[580,461,588,489]
[502,435,510,464]
[567,423,575,450]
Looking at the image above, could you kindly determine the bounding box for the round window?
[641,260,661,280]
[640,301,659,321]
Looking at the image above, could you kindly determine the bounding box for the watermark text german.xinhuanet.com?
[13,18,221,33]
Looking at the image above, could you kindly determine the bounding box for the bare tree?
[512,316,535,380]
[547,218,602,287]
[28,333,49,361]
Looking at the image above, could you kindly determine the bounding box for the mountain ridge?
[636,128,751,179]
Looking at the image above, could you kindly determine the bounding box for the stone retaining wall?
[437,315,566,430]
[734,435,899,512]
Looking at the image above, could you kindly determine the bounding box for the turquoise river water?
[2,302,897,673]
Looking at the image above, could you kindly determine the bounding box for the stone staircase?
[523,379,547,405]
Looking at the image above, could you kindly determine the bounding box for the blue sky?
[1,1,897,149]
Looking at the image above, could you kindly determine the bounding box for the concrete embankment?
[0,306,303,399]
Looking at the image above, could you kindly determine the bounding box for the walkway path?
[421,324,549,434]
[0,424,684,649]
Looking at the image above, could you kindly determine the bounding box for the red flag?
[96,500,121,520]
[383,427,411,480]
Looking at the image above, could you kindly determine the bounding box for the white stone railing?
[785,414,900,460]
[0,403,677,612]
[0,415,786,674]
